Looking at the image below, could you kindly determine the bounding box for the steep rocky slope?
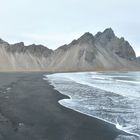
[48,28,139,71]
[0,39,53,71]
[0,28,139,72]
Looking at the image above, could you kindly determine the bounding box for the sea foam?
[45,72,140,140]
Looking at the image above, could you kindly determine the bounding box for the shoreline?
[47,81,138,138]
[58,99,139,138]
[0,72,132,140]
[45,74,134,138]
[45,73,140,138]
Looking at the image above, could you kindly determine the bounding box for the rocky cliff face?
[48,28,139,71]
[0,28,139,72]
[94,28,136,60]
[0,39,53,71]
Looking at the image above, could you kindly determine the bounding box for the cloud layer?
[0,0,140,56]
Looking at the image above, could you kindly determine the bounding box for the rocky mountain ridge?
[0,28,139,72]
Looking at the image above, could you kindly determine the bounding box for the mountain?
[48,28,139,71]
[0,28,140,72]
[0,40,53,71]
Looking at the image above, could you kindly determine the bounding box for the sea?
[44,72,140,140]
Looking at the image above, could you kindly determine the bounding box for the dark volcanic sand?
[0,72,127,140]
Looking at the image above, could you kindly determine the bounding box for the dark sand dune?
[0,73,127,140]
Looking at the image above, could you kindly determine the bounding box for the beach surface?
[0,72,126,140]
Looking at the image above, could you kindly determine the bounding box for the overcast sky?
[0,0,140,56]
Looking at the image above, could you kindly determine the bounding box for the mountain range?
[0,28,140,72]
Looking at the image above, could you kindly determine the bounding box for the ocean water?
[44,72,140,140]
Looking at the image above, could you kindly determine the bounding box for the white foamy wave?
[45,72,140,140]
[58,73,140,98]
[115,79,140,85]
[91,75,140,85]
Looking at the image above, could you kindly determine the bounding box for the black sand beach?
[0,73,127,140]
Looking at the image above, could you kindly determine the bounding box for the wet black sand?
[0,72,127,140]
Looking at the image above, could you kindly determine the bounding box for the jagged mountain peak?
[103,27,114,34]
[103,28,115,38]
[12,42,52,51]
[12,42,24,47]
[95,28,115,41]
[79,32,94,41]
[27,44,53,53]
[56,32,95,51]
[70,32,94,45]
[27,44,48,49]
